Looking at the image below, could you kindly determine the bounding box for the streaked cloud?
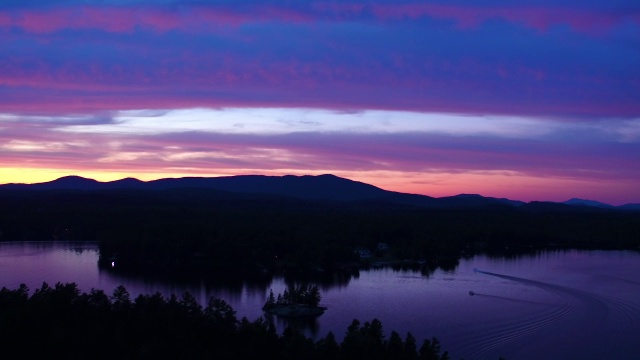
[0,1,638,204]
[55,108,561,137]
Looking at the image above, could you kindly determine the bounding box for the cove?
[1,241,639,360]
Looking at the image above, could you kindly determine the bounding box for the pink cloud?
[369,3,640,33]
[0,6,316,34]
[116,131,638,183]
[4,44,637,119]
[2,4,635,35]
[2,115,638,204]
[4,7,134,33]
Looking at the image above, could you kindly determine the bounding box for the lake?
[1,241,639,359]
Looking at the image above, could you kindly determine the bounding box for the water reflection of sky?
[1,242,639,360]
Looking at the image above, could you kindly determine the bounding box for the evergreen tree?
[404,332,419,359]
[314,331,340,360]
[387,330,404,359]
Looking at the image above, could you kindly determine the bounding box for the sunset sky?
[1,0,639,204]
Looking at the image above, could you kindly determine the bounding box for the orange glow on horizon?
[0,167,228,184]
[0,167,636,206]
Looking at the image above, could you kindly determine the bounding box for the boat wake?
[455,269,640,360]
[467,291,555,306]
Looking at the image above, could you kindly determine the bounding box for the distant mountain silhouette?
[437,194,526,208]
[619,203,640,210]
[562,198,640,211]
[563,198,614,209]
[1,174,637,211]
[149,174,390,202]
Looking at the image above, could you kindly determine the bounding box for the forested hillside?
[1,188,638,279]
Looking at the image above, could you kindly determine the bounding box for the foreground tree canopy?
[0,282,451,360]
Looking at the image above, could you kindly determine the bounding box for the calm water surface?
[1,241,639,360]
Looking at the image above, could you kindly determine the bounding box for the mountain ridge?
[1,174,637,210]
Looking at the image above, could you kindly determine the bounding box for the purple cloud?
[0,1,638,117]
[0,1,638,204]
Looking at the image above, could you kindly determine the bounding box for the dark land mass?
[0,282,450,360]
[0,174,639,280]
[262,285,327,318]
[0,175,638,359]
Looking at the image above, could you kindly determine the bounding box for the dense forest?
[0,282,451,360]
[0,188,639,279]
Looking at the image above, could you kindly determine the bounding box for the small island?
[262,284,327,317]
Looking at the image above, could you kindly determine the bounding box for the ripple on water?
[452,270,640,360]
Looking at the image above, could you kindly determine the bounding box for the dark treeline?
[0,188,639,277]
[0,282,450,360]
